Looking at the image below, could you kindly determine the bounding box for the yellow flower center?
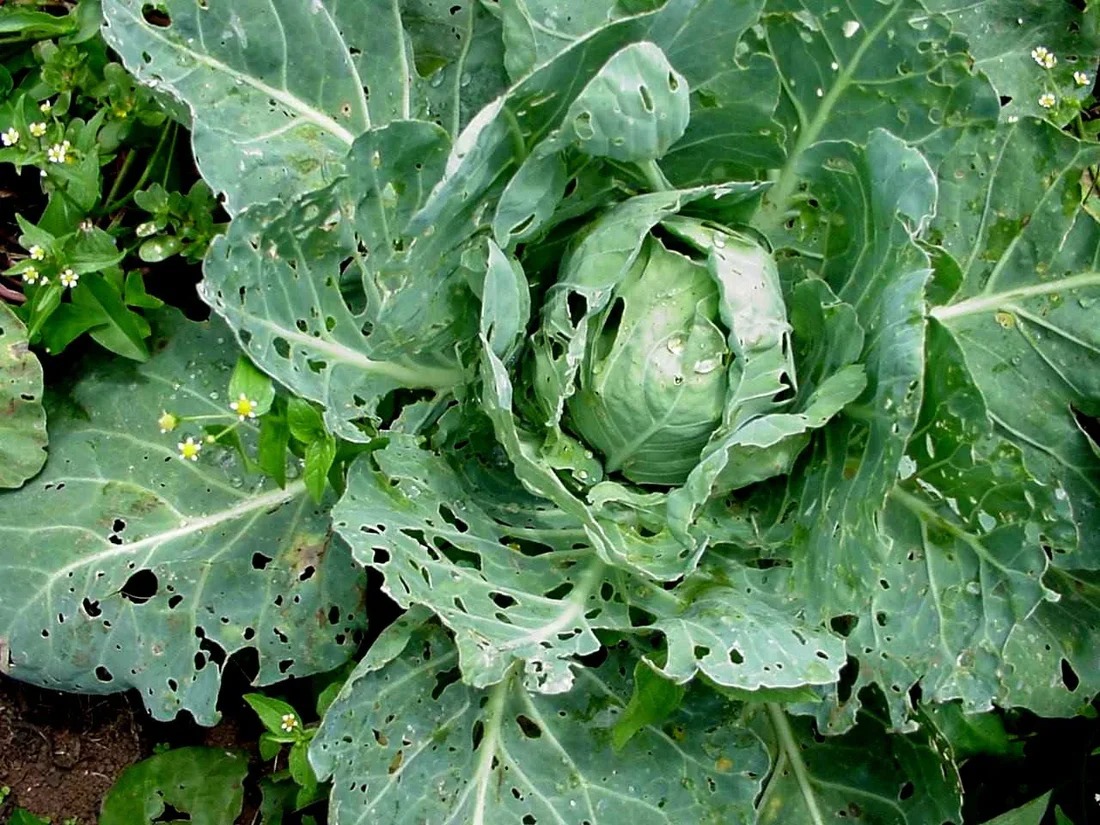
[178,438,201,461]
[230,394,256,419]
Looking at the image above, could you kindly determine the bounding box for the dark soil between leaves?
[0,677,265,824]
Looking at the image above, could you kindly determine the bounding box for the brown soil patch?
[0,677,265,824]
[0,679,143,824]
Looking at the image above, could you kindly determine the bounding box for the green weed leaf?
[99,746,248,825]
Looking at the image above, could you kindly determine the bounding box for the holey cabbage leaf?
[0,312,366,725]
[3,0,1097,822]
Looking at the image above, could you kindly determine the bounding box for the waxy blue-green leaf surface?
[202,121,469,441]
[69,0,1100,819]
[756,0,999,229]
[333,434,627,694]
[767,130,937,730]
[754,700,963,824]
[923,0,1100,121]
[0,312,365,724]
[929,119,1100,564]
[101,0,506,213]
[312,621,769,825]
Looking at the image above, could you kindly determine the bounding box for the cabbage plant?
[1,0,1099,822]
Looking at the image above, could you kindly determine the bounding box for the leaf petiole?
[765,702,825,825]
[637,159,673,192]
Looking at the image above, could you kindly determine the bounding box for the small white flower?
[280,713,299,733]
[46,140,71,164]
[59,268,79,288]
[28,245,45,261]
[22,267,40,285]
[1031,46,1056,69]
[229,393,258,421]
[1,128,18,147]
[1038,92,1057,109]
[28,122,47,138]
[1075,70,1090,87]
[39,99,53,114]
[177,436,202,461]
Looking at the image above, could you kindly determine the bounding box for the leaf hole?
[544,582,574,600]
[438,504,469,533]
[638,84,654,112]
[490,591,517,609]
[1061,658,1080,692]
[573,111,594,140]
[510,213,537,236]
[141,4,171,27]
[252,552,273,570]
[566,292,588,327]
[515,715,542,738]
[95,665,113,683]
[120,569,158,604]
[198,635,227,670]
[82,597,102,617]
[837,655,860,704]
[628,605,656,627]
[388,750,404,774]
[432,666,461,699]
[829,614,859,637]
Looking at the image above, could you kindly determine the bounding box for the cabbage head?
[565,223,776,486]
[522,189,866,508]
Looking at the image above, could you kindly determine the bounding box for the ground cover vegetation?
[1,0,1100,822]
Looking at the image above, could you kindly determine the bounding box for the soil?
[0,677,264,825]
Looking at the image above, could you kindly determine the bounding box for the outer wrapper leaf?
[311,622,769,825]
[769,131,938,730]
[102,0,506,213]
[332,434,628,694]
[333,435,845,697]
[929,119,1100,564]
[925,0,1100,121]
[203,121,469,441]
[0,312,365,724]
[754,700,963,824]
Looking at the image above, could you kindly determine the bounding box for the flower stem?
[765,702,825,825]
